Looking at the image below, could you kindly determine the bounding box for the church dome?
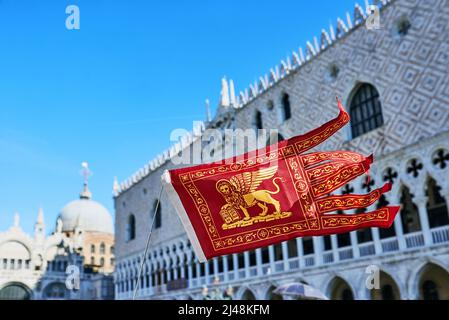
[58,183,114,235]
[59,199,113,234]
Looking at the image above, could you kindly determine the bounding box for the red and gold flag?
[162,98,399,262]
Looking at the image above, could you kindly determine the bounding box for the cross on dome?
[79,161,93,199]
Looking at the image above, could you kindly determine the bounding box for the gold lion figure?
[216,166,283,223]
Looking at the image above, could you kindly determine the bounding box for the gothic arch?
[0,282,32,300]
[397,182,422,234]
[424,173,449,228]
[265,284,283,300]
[408,259,449,300]
[326,276,355,300]
[236,286,257,300]
[369,269,402,300]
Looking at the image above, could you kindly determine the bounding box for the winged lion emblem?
[216,166,291,229]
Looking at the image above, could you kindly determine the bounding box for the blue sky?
[0,0,357,234]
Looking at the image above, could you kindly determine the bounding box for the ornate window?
[100,243,105,255]
[377,195,396,239]
[349,83,384,138]
[281,93,292,122]
[154,201,162,229]
[400,186,421,233]
[127,214,136,241]
[254,110,263,129]
[90,244,95,254]
[426,177,449,228]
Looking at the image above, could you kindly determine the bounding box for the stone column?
[268,245,275,272]
[313,237,323,266]
[233,254,238,279]
[196,262,201,284]
[187,264,193,288]
[223,256,229,282]
[173,267,178,280]
[255,249,263,276]
[205,261,210,284]
[282,241,289,271]
[350,231,360,258]
[415,196,432,245]
[372,227,382,254]
[244,251,250,278]
[167,267,172,282]
[213,257,219,278]
[297,238,305,268]
[180,263,186,279]
[331,234,338,262]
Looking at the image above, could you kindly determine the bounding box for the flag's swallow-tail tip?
[381,182,393,193]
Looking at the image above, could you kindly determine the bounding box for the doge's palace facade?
[114,0,449,300]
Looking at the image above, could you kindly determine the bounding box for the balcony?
[338,247,353,260]
[249,266,258,277]
[288,258,300,270]
[274,260,284,272]
[117,225,449,296]
[404,231,425,249]
[261,265,270,275]
[380,237,399,253]
[304,254,315,267]
[323,251,334,264]
[431,225,449,244]
[359,242,376,257]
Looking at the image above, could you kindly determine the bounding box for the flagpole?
[133,184,164,300]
